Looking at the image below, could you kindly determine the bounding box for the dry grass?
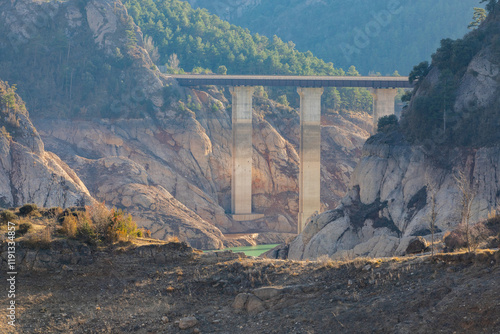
[166,236,180,243]
[316,254,337,268]
[25,225,52,249]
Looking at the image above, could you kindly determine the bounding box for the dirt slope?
[1,242,498,334]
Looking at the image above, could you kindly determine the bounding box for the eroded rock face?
[454,47,500,113]
[0,137,93,209]
[289,139,500,260]
[0,82,93,209]
[36,100,371,242]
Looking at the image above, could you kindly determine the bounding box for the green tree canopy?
[469,7,487,28]
[123,0,374,112]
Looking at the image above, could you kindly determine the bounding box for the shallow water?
[206,244,280,257]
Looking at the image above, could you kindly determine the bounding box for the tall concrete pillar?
[230,86,263,222]
[370,88,398,133]
[297,87,323,233]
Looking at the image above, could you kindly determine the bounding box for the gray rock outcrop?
[289,140,500,260]
[0,81,94,209]
[288,26,500,259]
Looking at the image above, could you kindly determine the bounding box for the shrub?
[485,215,500,235]
[377,115,399,133]
[0,126,11,140]
[43,207,63,218]
[77,219,97,244]
[86,202,111,240]
[444,221,492,252]
[62,215,78,239]
[211,103,220,112]
[141,228,152,238]
[486,236,499,249]
[60,212,99,244]
[217,65,227,75]
[17,222,32,236]
[0,210,17,225]
[277,94,289,106]
[444,230,466,251]
[19,203,38,216]
[58,203,140,244]
[106,209,140,243]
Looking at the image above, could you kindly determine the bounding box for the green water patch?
[205,244,280,257]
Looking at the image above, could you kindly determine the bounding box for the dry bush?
[26,226,52,249]
[338,251,354,263]
[444,221,492,252]
[59,211,97,244]
[0,209,17,225]
[317,254,336,268]
[470,222,491,249]
[444,230,467,251]
[42,225,51,243]
[55,203,141,245]
[43,207,63,218]
[86,202,110,240]
[166,236,180,243]
[17,222,32,236]
[485,215,500,236]
[140,228,152,238]
[62,215,78,239]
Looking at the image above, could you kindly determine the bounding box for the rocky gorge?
[0,0,370,249]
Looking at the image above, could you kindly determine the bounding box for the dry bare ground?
[0,241,499,334]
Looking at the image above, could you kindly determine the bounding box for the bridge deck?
[171,74,412,88]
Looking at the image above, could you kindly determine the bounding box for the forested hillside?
[0,0,160,119]
[123,0,373,112]
[402,1,500,149]
[187,0,481,75]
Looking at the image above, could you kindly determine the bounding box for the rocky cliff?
[0,80,93,209]
[288,6,500,260]
[288,140,500,260]
[0,0,370,249]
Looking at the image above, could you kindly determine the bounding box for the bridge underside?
[173,75,411,233]
[172,74,412,89]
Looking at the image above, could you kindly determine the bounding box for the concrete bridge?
[172,74,412,233]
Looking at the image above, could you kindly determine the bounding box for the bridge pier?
[174,75,411,233]
[370,88,398,133]
[230,86,264,221]
[297,87,323,233]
